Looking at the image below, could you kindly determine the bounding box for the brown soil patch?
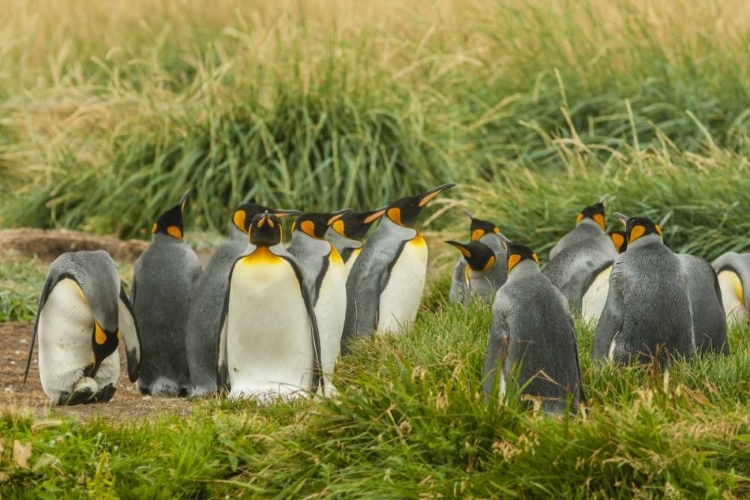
[0,322,192,420]
[0,228,148,262]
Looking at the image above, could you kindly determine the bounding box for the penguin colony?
[24,189,741,414]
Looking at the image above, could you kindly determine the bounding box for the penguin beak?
[463,209,475,221]
[417,183,456,208]
[272,209,303,218]
[598,194,609,205]
[363,208,387,224]
[178,190,191,213]
[445,240,472,258]
[327,208,354,225]
[613,212,629,226]
[498,233,513,250]
[257,211,271,228]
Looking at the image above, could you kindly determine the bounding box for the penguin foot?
[58,377,98,406]
[92,384,117,403]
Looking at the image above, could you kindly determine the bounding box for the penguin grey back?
[543,241,616,311]
[549,197,609,260]
[678,254,729,356]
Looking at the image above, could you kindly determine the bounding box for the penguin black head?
[499,235,540,275]
[614,213,663,245]
[385,183,456,228]
[293,209,353,239]
[608,230,628,253]
[232,203,302,234]
[152,190,190,240]
[330,208,387,241]
[445,240,496,272]
[249,212,283,247]
[574,195,608,230]
[464,210,501,241]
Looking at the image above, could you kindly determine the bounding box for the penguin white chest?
[226,253,314,400]
[581,266,612,323]
[717,270,748,323]
[378,234,428,334]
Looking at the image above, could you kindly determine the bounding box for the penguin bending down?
[593,213,696,366]
[711,252,750,323]
[131,191,201,397]
[186,203,301,398]
[580,230,628,322]
[549,195,611,260]
[677,254,729,356]
[342,183,455,343]
[288,209,351,393]
[325,208,386,277]
[484,237,585,415]
[445,240,505,303]
[449,211,506,304]
[218,212,322,400]
[25,251,141,405]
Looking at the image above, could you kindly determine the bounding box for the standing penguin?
[324,208,387,277]
[580,230,628,322]
[218,212,321,400]
[449,211,506,304]
[288,209,351,393]
[342,183,455,342]
[445,240,506,304]
[711,252,750,323]
[24,251,141,405]
[549,195,611,260]
[484,237,585,415]
[678,254,729,355]
[593,213,696,366]
[186,203,301,398]
[131,191,201,397]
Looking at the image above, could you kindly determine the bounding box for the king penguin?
[342,183,455,343]
[449,211,506,304]
[186,203,301,398]
[678,254,729,355]
[324,208,386,277]
[288,209,351,393]
[549,195,611,260]
[131,191,201,397]
[484,236,585,415]
[24,250,141,405]
[218,212,322,400]
[445,240,506,304]
[593,213,696,366]
[580,230,628,322]
[711,252,750,323]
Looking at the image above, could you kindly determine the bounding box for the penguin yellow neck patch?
[387,208,402,226]
[242,246,282,265]
[411,232,426,248]
[166,226,183,239]
[233,211,247,233]
[629,224,646,243]
[471,229,485,241]
[507,254,522,273]
[332,219,346,237]
[330,246,344,266]
[94,322,107,345]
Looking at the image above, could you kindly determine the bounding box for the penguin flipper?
[24,272,58,387]
[592,273,624,361]
[216,263,234,392]
[118,285,142,382]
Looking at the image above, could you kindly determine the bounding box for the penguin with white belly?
[342,183,455,343]
[288,209,351,393]
[24,250,141,405]
[711,252,750,323]
[580,230,628,322]
[218,212,322,401]
[324,208,386,277]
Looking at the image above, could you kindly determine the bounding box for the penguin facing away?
[593,213,696,366]
[677,254,729,356]
[449,211,506,304]
[549,195,610,260]
[342,183,456,343]
[186,203,301,399]
[711,252,750,323]
[484,236,585,415]
[218,212,322,401]
[580,230,628,322]
[325,208,387,277]
[131,191,202,397]
[24,250,141,405]
[445,240,506,304]
[288,209,351,393]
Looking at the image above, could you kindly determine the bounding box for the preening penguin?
[25,251,141,405]
[711,252,750,323]
[484,237,585,415]
[342,183,455,342]
[131,191,201,397]
[186,203,301,398]
[218,212,322,400]
[445,240,505,303]
[324,208,387,277]
[288,209,351,393]
[549,195,611,260]
[580,230,628,322]
[593,213,696,366]
[449,211,506,304]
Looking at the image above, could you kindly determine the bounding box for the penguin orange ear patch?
[629,224,646,243]
[593,213,605,229]
[507,254,522,273]
[166,226,183,239]
[611,233,625,250]
[333,219,346,237]
[233,211,247,233]
[471,229,485,241]
[387,208,402,225]
[483,255,496,271]
[576,213,584,224]
[94,322,107,345]
[300,220,316,237]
